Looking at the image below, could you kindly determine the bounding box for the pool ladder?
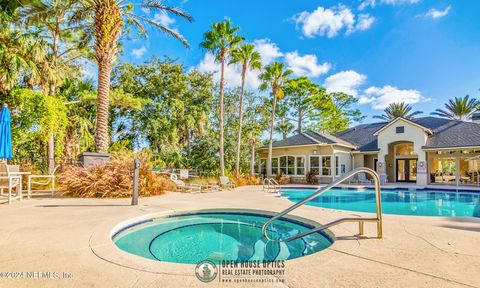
[262,167,383,242]
[263,178,280,193]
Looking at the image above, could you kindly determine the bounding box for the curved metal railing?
[263,178,280,193]
[262,167,383,242]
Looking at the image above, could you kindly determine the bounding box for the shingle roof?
[414,117,480,149]
[304,131,356,147]
[262,117,480,151]
[335,116,480,151]
[334,122,386,151]
[269,133,318,148]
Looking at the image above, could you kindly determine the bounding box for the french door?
[396,159,417,182]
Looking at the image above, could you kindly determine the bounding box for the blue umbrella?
[0,105,12,160]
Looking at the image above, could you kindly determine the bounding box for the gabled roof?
[260,131,356,149]
[372,117,433,136]
[336,116,480,151]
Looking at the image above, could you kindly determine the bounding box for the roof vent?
[473,112,480,124]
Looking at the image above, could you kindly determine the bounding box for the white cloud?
[359,85,424,109]
[359,0,420,10]
[424,6,451,19]
[131,46,147,58]
[141,7,150,14]
[285,51,331,78]
[153,12,177,31]
[196,52,262,89]
[252,39,283,65]
[353,14,376,32]
[294,5,375,38]
[324,70,367,97]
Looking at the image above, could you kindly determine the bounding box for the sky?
[107,0,480,123]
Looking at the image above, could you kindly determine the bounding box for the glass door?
[396,159,417,182]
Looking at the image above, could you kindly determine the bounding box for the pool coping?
[89,208,345,276]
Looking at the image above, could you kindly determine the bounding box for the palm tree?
[229,43,261,175]
[200,20,244,176]
[373,102,422,121]
[21,0,87,172]
[259,61,292,177]
[88,0,192,152]
[431,95,479,120]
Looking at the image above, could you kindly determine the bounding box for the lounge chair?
[170,174,201,193]
[379,174,388,185]
[27,166,59,198]
[0,163,22,204]
[357,173,372,184]
[219,176,236,190]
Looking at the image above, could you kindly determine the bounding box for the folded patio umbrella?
[0,104,12,160]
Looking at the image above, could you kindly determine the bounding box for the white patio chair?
[379,174,388,185]
[0,163,22,204]
[27,166,59,198]
[357,173,372,184]
[170,174,201,193]
[219,176,236,190]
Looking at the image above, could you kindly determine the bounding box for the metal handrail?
[263,178,280,193]
[262,167,383,242]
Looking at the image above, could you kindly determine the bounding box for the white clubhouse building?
[258,116,480,186]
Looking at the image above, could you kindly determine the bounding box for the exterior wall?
[258,145,353,183]
[377,119,429,185]
[353,154,364,168]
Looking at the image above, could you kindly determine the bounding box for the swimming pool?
[281,187,480,217]
[113,210,333,264]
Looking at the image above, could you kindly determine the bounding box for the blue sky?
[114,0,480,122]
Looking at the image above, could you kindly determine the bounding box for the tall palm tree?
[373,102,422,121]
[88,0,192,152]
[431,95,479,120]
[259,61,292,177]
[229,43,261,175]
[21,0,86,172]
[200,20,243,176]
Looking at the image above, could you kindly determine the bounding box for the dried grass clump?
[230,175,260,186]
[58,153,174,198]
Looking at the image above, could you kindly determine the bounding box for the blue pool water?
[281,188,480,217]
[113,211,333,264]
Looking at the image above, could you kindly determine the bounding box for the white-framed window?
[309,155,332,176]
[260,158,267,176]
[271,157,279,175]
[335,156,339,176]
[270,155,307,176]
[296,156,305,175]
[309,156,320,175]
[322,156,332,176]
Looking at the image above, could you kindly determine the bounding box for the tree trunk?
[281,118,287,140]
[218,50,226,176]
[235,64,247,175]
[298,106,302,133]
[94,60,112,152]
[47,29,60,173]
[249,138,255,177]
[266,86,278,178]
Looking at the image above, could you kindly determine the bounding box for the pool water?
[113,211,333,264]
[281,188,480,217]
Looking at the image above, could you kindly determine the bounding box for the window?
[279,156,287,175]
[285,156,294,175]
[396,126,405,133]
[395,143,415,156]
[322,156,331,176]
[296,156,305,175]
[271,158,279,175]
[260,159,267,176]
[310,156,320,175]
[335,156,339,176]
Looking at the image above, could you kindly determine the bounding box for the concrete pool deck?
[0,186,479,288]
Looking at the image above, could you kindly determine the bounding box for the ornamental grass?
[58,153,174,198]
